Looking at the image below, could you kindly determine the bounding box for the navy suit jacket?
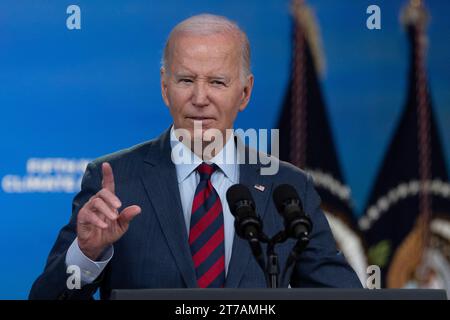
[29,128,362,299]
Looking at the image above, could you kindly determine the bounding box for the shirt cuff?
[65,238,114,285]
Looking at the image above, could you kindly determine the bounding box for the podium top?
[110,288,447,300]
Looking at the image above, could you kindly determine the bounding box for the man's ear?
[160,67,170,107]
[239,74,254,112]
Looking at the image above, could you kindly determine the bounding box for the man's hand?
[77,162,141,260]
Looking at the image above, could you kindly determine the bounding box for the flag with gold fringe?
[277,0,367,284]
[359,0,450,290]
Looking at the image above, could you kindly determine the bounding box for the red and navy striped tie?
[189,163,225,288]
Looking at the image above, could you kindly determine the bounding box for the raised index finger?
[102,162,115,194]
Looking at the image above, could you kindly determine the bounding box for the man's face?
[161,32,254,144]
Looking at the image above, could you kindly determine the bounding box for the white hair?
[161,14,251,79]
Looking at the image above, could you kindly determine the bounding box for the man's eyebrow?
[174,72,195,78]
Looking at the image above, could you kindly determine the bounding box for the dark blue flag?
[359,0,450,290]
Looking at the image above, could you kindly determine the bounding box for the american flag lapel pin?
[254,184,265,192]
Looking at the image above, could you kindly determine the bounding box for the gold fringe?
[400,0,430,54]
[400,0,429,29]
[387,214,428,288]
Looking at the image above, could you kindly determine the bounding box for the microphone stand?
[235,208,311,288]
[248,237,266,276]
[248,229,310,288]
[249,231,288,288]
[280,235,310,287]
[265,231,288,288]
[246,232,285,288]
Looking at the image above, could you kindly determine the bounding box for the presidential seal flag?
[277,0,367,283]
[359,0,450,290]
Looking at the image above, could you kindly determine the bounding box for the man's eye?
[211,80,226,86]
[179,78,193,83]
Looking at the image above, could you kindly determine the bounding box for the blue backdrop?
[1,0,449,299]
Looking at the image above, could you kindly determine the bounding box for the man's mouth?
[186,116,215,121]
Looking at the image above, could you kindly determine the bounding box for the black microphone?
[273,184,313,286]
[227,184,266,278]
[272,184,312,239]
[226,184,263,240]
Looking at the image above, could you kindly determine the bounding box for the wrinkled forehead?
[168,33,242,73]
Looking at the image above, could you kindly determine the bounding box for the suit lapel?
[140,129,197,288]
[225,145,273,288]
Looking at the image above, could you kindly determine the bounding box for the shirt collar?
[170,125,238,184]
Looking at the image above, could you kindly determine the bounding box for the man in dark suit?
[29,14,362,300]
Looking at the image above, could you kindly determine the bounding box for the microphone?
[226,184,263,241]
[272,184,312,239]
[273,184,313,286]
[226,184,266,279]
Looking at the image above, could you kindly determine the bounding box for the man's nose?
[191,81,209,107]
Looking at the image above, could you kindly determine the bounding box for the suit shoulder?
[254,148,310,186]
[245,143,310,185]
[245,145,308,181]
[274,159,311,185]
[89,139,157,168]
